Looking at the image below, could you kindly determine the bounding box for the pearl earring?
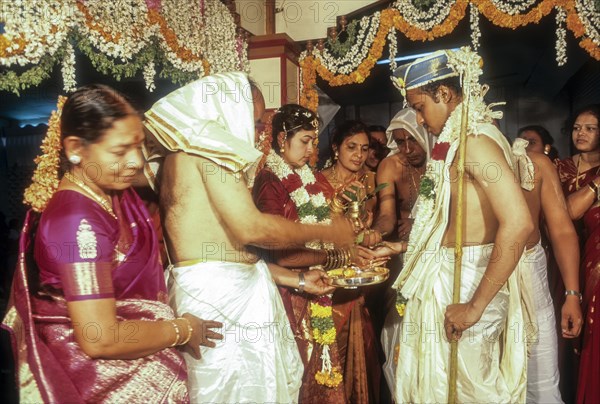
[69,155,81,165]
[544,144,551,155]
[334,151,339,160]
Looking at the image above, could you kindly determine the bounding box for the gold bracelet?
[342,248,351,267]
[178,317,193,346]
[324,249,336,270]
[483,273,505,286]
[169,320,181,347]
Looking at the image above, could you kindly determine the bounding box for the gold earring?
[544,144,551,155]
[281,144,285,153]
[334,151,339,160]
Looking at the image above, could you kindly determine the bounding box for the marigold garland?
[299,0,599,110]
[24,96,67,212]
[476,0,555,28]
[309,296,343,387]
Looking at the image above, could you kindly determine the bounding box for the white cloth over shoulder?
[144,72,263,189]
[168,260,303,403]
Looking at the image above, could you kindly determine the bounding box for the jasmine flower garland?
[264,149,342,388]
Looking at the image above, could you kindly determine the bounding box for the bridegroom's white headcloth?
[144,72,263,187]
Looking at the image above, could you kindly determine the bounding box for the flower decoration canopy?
[0,0,249,96]
[299,0,600,111]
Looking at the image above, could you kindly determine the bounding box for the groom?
[390,48,533,403]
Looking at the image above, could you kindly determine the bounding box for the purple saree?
[2,189,188,403]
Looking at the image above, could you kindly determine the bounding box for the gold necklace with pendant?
[64,172,117,219]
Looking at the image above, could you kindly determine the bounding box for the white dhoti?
[168,259,303,403]
[395,244,527,403]
[523,243,563,403]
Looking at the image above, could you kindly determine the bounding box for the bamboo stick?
[448,78,471,404]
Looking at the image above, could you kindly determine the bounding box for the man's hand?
[351,245,389,267]
[182,313,224,359]
[371,241,407,258]
[358,229,383,248]
[561,296,583,338]
[303,269,336,295]
[443,302,484,341]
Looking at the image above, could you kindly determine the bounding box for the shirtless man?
[389,48,534,403]
[373,108,430,241]
[370,108,430,390]
[144,72,354,403]
[519,147,582,402]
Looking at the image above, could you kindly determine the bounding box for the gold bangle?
[342,248,351,267]
[483,273,505,286]
[169,320,181,347]
[324,249,335,270]
[178,317,193,346]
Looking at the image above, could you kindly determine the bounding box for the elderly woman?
[2,85,219,403]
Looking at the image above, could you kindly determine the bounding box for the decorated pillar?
[248,33,300,110]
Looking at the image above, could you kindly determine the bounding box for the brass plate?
[328,266,389,288]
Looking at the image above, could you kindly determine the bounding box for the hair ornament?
[24,95,67,212]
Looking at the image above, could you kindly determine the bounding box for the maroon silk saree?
[252,168,381,403]
[557,157,600,404]
[2,189,188,403]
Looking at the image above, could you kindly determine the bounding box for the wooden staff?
[448,78,472,404]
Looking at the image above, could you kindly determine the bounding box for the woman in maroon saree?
[556,104,600,404]
[2,85,219,403]
[252,104,383,403]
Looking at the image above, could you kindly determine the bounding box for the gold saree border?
[59,261,114,300]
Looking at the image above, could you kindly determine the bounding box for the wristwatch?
[565,290,582,304]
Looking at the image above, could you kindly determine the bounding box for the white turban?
[144,72,263,188]
[386,108,433,160]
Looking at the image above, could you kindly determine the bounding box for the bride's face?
[280,129,318,169]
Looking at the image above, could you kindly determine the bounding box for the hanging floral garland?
[556,7,568,66]
[475,0,554,27]
[264,149,342,387]
[0,0,248,94]
[299,0,600,111]
[565,0,600,60]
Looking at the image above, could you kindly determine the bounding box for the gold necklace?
[331,163,357,189]
[64,172,117,219]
